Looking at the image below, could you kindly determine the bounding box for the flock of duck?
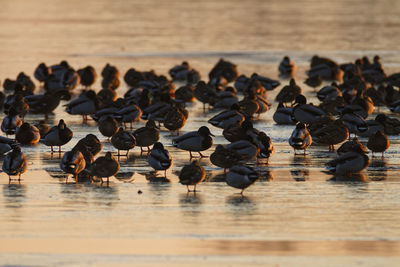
[0,55,399,194]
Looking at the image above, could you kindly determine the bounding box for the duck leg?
[198,152,208,158]
[189,151,193,159]
[240,189,245,196]
[65,175,69,184]
[126,150,129,157]
[51,146,54,154]
[164,169,167,177]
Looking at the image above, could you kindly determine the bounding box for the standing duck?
[76,134,102,157]
[172,126,214,158]
[293,94,326,124]
[24,90,71,120]
[65,90,100,122]
[226,165,259,195]
[210,144,242,173]
[60,148,86,183]
[15,122,41,145]
[163,104,187,135]
[179,160,206,192]
[133,119,160,154]
[337,137,367,156]
[275,79,302,106]
[98,116,118,141]
[91,152,120,184]
[147,142,172,177]
[341,108,368,138]
[289,122,312,155]
[367,130,390,158]
[273,102,296,125]
[278,56,296,78]
[311,119,349,152]
[78,66,97,89]
[111,127,136,157]
[326,145,369,176]
[256,132,274,164]
[43,119,73,153]
[2,145,28,182]
[1,107,22,136]
[194,81,217,111]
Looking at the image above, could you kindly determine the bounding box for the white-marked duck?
[289,122,312,155]
[60,147,86,183]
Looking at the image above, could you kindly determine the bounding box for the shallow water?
[1,0,400,266]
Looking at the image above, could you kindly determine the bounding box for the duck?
[208,58,238,86]
[326,145,369,176]
[114,103,142,129]
[238,91,260,118]
[1,107,23,136]
[289,122,312,155]
[60,148,86,183]
[208,103,245,129]
[72,142,94,180]
[77,66,97,89]
[374,114,400,135]
[34,120,49,139]
[226,165,259,195]
[91,152,120,184]
[179,160,206,192]
[308,55,343,81]
[317,83,342,102]
[3,92,30,119]
[311,119,349,152]
[337,137,367,156]
[213,87,238,109]
[111,127,136,157]
[175,84,195,104]
[272,102,296,125]
[101,63,120,91]
[248,73,280,92]
[293,94,326,124]
[256,132,274,164]
[141,94,171,126]
[172,126,214,158]
[304,74,323,89]
[210,144,243,173]
[169,61,201,84]
[34,63,52,85]
[97,88,117,105]
[275,78,302,105]
[222,120,258,143]
[147,142,172,177]
[340,108,368,137]
[133,119,160,154]
[163,104,187,135]
[226,140,259,161]
[0,136,16,155]
[98,116,118,140]
[43,119,73,153]
[2,145,28,182]
[65,90,100,122]
[15,122,40,145]
[194,81,218,111]
[75,134,102,157]
[358,119,384,137]
[24,90,71,120]
[367,130,390,158]
[278,56,296,78]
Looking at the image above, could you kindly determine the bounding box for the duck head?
[198,126,214,137]
[58,119,66,129]
[146,119,159,129]
[294,94,307,105]
[153,142,164,150]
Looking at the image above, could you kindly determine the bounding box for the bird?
[317,83,342,102]
[226,165,259,195]
[75,134,102,157]
[194,81,217,111]
[272,102,296,125]
[210,144,242,173]
[163,104,187,135]
[225,140,259,161]
[374,114,400,135]
[43,119,73,153]
[91,152,120,184]
[24,90,71,120]
[133,119,160,154]
[311,119,349,152]
[278,56,296,78]
[289,122,312,155]
[2,145,28,182]
[222,120,258,143]
[256,132,274,164]
[65,90,100,122]
[172,126,214,159]
[174,84,195,104]
[179,160,206,192]
[0,136,16,155]
[60,148,86,183]
[111,127,136,157]
[114,103,142,129]
[147,142,172,177]
[77,65,97,89]
[337,137,367,156]
[208,103,245,129]
[275,78,302,105]
[326,145,369,177]
[341,108,368,138]
[98,116,118,140]
[1,107,23,136]
[34,120,50,139]
[367,130,390,158]
[15,122,41,145]
[293,94,326,124]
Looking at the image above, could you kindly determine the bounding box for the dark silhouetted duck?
[210,144,243,173]
[179,160,206,192]
[226,165,259,195]
[312,119,349,152]
[238,91,260,118]
[43,119,73,153]
[208,103,244,129]
[34,120,49,139]
[169,61,200,84]
[65,90,100,122]
[1,107,22,136]
[341,108,368,137]
[275,78,302,105]
[163,104,187,135]
[2,145,28,182]
[91,152,120,184]
[273,102,296,125]
[326,145,369,176]
[208,58,238,87]
[337,137,367,156]
[147,142,172,177]
[0,136,16,155]
[374,114,400,135]
[4,93,29,119]
[226,140,259,162]
[76,134,102,157]
[114,103,142,129]
[222,120,257,143]
[111,127,136,157]
[289,122,312,155]
[304,74,323,89]
[78,66,97,89]
[16,122,40,145]
[133,119,160,154]
[317,83,342,102]
[256,132,274,164]
[60,148,86,183]
[175,84,195,104]
[293,94,326,124]
[98,116,118,140]
[194,81,218,111]
[24,90,71,120]
[172,126,214,158]
[278,56,296,78]
[213,87,238,109]
[367,130,389,158]
[34,63,52,85]
[101,63,120,91]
